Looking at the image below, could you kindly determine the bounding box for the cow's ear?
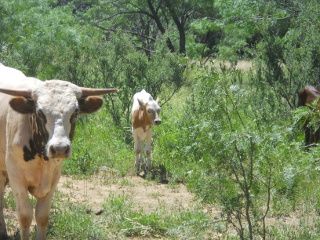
[9,97,34,114]
[138,98,143,106]
[78,96,103,114]
[138,98,146,110]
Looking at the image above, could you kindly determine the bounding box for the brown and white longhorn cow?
[0,63,117,240]
[132,90,161,173]
[298,85,320,145]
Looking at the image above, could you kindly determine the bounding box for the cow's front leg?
[0,172,8,239]
[35,171,61,240]
[35,191,55,239]
[11,187,33,240]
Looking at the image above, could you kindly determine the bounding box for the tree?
[253,0,320,109]
[96,32,186,129]
[91,0,217,56]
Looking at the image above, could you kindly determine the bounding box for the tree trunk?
[147,0,175,52]
[163,0,186,55]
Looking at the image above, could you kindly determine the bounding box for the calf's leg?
[134,136,143,171]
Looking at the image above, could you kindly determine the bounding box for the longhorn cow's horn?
[0,88,32,98]
[80,88,118,97]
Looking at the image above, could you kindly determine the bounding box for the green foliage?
[0,0,83,76]
[294,100,320,134]
[62,110,133,177]
[213,0,263,60]
[1,0,187,129]
[99,32,187,128]
[154,63,320,238]
[102,195,167,237]
[253,0,320,108]
[1,0,320,239]
[3,191,16,210]
[187,17,221,58]
[48,202,107,239]
[101,194,212,239]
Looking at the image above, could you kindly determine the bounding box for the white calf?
[131,90,161,173]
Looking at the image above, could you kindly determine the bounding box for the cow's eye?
[70,110,79,123]
[37,109,44,116]
[37,109,46,119]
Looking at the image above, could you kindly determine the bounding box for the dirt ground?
[4,172,201,239]
[3,161,304,239]
[57,172,196,215]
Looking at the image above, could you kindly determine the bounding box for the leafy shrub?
[154,63,320,239]
[48,203,106,239]
[101,194,212,239]
[63,111,133,177]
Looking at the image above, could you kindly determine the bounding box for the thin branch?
[93,25,156,43]
[93,24,110,32]
[124,30,156,41]
[159,87,180,107]
[132,44,156,53]
[224,85,246,128]
[274,0,301,13]
[96,10,153,23]
[244,15,297,21]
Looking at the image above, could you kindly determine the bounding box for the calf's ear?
[138,98,146,110]
[9,97,34,114]
[78,96,104,114]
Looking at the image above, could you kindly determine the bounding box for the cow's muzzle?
[49,144,71,159]
[154,119,162,126]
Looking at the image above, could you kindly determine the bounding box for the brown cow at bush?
[298,85,320,145]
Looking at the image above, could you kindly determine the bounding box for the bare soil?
[4,172,200,239]
[57,173,196,214]
[3,170,307,239]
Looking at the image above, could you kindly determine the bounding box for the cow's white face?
[33,81,81,159]
[8,80,107,160]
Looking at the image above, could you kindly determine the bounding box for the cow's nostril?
[50,145,56,155]
[64,146,70,154]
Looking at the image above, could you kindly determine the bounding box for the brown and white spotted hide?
[298,85,320,145]
[0,63,117,240]
[131,89,161,173]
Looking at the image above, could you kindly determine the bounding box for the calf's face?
[138,98,162,126]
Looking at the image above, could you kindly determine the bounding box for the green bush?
[101,194,212,239]
[48,203,106,239]
[62,110,133,177]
